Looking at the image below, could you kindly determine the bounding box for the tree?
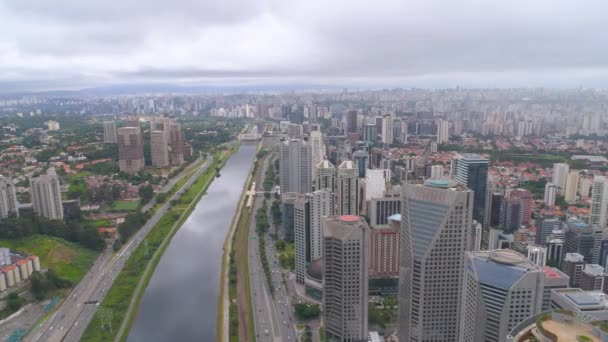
[6,293,24,311]
[138,184,154,205]
[294,303,320,320]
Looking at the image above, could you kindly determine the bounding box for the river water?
[128,143,257,342]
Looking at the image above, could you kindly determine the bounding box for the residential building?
[323,215,369,341]
[365,169,388,201]
[436,119,449,144]
[564,218,603,264]
[103,121,117,143]
[500,189,532,232]
[451,153,489,224]
[381,115,393,146]
[527,245,547,267]
[552,163,570,190]
[0,176,18,218]
[280,138,312,194]
[561,252,585,287]
[281,192,298,243]
[590,176,608,228]
[117,126,145,174]
[398,179,473,341]
[565,171,579,203]
[315,159,336,194]
[309,131,324,178]
[430,165,444,179]
[544,182,557,206]
[337,160,359,216]
[369,214,399,278]
[363,123,377,143]
[168,122,184,166]
[460,249,544,342]
[150,130,169,167]
[30,168,63,220]
[353,150,369,178]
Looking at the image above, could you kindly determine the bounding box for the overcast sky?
[2,0,608,91]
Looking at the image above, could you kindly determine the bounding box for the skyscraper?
[451,153,489,224]
[30,168,63,220]
[279,138,312,194]
[364,168,388,201]
[552,163,570,190]
[565,171,579,203]
[381,115,393,146]
[309,131,324,178]
[564,218,603,264]
[544,182,557,206]
[590,176,608,228]
[323,215,369,341]
[460,249,544,342]
[117,126,145,175]
[103,121,117,143]
[168,122,184,166]
[398,179,473,341]
[337,160,359,216]
[436,119,449,144]
[150,130,169,167]
[0,176,18,218]
[345,110,358,134]
[315,159,336,193]
[352,150,369,178]
[500,188,532,231]
[363,123,377,143]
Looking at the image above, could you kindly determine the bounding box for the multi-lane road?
[26,157,212,342]
[248,150,297,342]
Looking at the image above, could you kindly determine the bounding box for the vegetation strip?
[80,147,234,342]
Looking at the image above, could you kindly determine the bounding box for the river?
[128,143,257,341]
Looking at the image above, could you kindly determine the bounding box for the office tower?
[369,214,399,278]
[552,163,570,190]
[565,171,579,203]
[561,252,585,287]
[279,138,312,194]
[323,215,369,341]
[579,177,591,198]
[564,218,603,264]
[168,123,184,166]
[398,179,473,342]
[499,189,532,232]
[345,110,358,134]
[580,264,607,291]
[365,169,387,201]
[381,115,393,146]
[527,245,547,267]
[547,236,564,266]
[30,168,63,220]
[150,130,169,167]
[315,159,336,193]
[363,123,377,143]
[541,267,569,311]
[309,131,324,178]
[117,126,145,175]
[337,160,359,216]
[287,124,303,138]
[294,194,311,284]
[535,216,562,245]
[590,176,608,228]
[103,121,117,143]
[399,120,408,144]
[436,119,449,144]
[486,191,503,228]
[430,165,444,179]
[544,182,557,206]
[460,250,544,342]
[474,221,482,251]
[309,189,333,261]
[281,193,298,243]
[352,150,369,178]
[451,153,489,224]
[368,196,401,227]
[0,176,18,218]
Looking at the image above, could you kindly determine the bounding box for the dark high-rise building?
[368,195,401,227]
[363,123,377,143]
[346,110,358,134]
[352,150,369,178]
[451,153,489,224]
[117,126,145,175]
[168,123,184,166]
[536,216,562,245]
[564,218,602,264]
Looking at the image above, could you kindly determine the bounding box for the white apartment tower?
[30,168,63,220]
[437,119,449,144]
[398,179,473,341]
[309,131,324,178]
[590,176,608,228]
[279,138,312,194]
[381,115,393,146]
[0,176,18,218]
[564,171,579,203]
[337,160,359,216]
[552,163,570,190]
[544,182,557,206]
[103,121,117,143]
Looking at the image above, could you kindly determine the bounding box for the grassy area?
[110,200,140,212]
[81,149,233,342]
[86,219,113,227]
[0,235,98,284]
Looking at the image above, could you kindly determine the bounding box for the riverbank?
[218,142,262,342]
[80,146,237,342]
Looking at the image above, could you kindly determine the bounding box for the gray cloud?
[1,0,608,90]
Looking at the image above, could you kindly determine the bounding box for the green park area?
[110,200,140,212]
[0,235,98,284]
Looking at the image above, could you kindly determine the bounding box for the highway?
[25,157,213,342]
[248,148,297,342]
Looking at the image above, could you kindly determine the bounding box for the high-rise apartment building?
[0,176,18,218]
[345,110,358,134]
[500,189,532,232]
[168,122,184,166]
[337,160,359,216]
[30,168,63,220]
[150,130,169,167]
[590,176,608,228]
[544,182,557,206]
[436,119,449,144]
[103,121,117,143]
[352,150,369,178]
[365,169,387,201]
[363,123,377,143]
[323,215,369,341]
[279,138,312,194]
[315,159,336,194]
[451,153,489,224]
[381,115,393,146]
[281,192,298,243]
[552,163,570,190]
[369,214,399,278]
[460,249,544,342]
[117,126,145,175]
[565,171,579,203]
[430,165,444,179]
[309,131,324,178]
[398,179,473,341]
